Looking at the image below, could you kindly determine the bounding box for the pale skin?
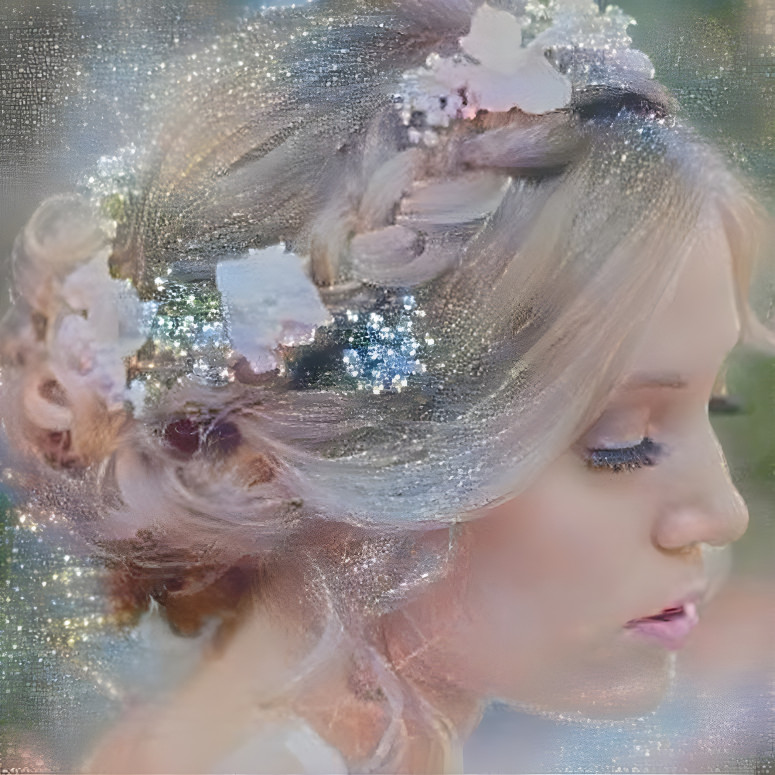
[383,213,748,730]
[83,212,749,773]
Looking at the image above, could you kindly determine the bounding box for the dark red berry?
[164,419,201,456]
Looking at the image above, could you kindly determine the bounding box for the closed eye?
[584,437,664,473]
[582,393,739,474]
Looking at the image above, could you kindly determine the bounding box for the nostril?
[654,427,751,550]
[653,484,750,552]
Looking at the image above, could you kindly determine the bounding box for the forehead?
[623,216,740,380]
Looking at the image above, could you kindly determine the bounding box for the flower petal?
[460,3,526,75]
[472,52,572,115]
[216,245,332,374]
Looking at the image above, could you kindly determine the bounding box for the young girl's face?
[387,215,749,717]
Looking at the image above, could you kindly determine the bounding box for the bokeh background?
[0,1,773,772]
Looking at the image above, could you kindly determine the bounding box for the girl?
[1,0,772,771]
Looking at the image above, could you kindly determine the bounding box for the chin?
[499,641,675,721]
[569,653,675,720]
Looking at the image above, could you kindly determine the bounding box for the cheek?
[463,457,653,652]
[425,459,677,713]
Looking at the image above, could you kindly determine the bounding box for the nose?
[652,423,749,552]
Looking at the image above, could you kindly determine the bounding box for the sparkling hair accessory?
[5,194,334,420]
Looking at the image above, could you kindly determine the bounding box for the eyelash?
[584,437,664,473]
[582,394,740,474]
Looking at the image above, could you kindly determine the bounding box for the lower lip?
[623,602,699,650]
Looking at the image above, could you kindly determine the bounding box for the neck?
[183,553,485,774]
[218,603,481,773]
[381,616,485,767]
[292,612,484,773]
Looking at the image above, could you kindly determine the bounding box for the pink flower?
[216,245,332,374]
[400,2,572,141]
[50,251,155,411]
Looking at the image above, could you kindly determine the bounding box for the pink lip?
[623,598,701,650]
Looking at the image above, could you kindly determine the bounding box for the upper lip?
[627,584,709,624]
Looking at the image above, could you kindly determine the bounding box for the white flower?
[216,245,333,374]
[400,3,572,135]
[455,3,572,114]
[51,250,156,411]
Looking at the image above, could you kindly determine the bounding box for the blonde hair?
[1,1,773,769]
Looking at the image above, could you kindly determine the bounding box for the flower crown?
[18,1,657,423]
[14,193,432,422]
[396,0,656,144]
[31,235,339,421]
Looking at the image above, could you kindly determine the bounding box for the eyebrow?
[620,372,689,391]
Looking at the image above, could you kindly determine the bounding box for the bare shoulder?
[80,704,347,775]
[79,610,348,773]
